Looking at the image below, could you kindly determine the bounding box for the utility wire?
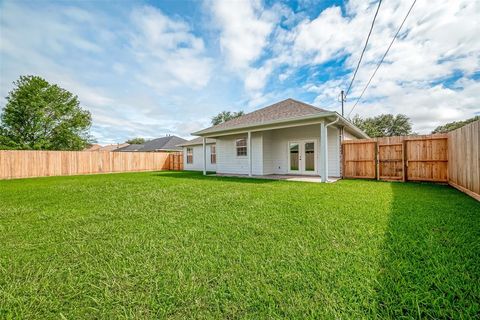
[345,0,383,97]
[347,0,417,118]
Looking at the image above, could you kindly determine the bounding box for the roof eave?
[333,112,370,139]
[176,141,215,147]
[193,112,337,136]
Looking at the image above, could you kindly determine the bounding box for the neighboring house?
[84,144,101,151]
[181,98,368,182]
[177,137,217,172]
[84,143,125,152]
[112,135,188,152]
[140,135,187,152]
[114,144,145,152]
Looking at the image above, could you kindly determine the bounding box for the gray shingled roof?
[194,98,330,135]
[177,137,216,147]
[114,144,145,152]
[140,135,188,151]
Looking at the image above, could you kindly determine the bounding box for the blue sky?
[1,0,479,144]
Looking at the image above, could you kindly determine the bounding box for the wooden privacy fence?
[0,150,183,179]
[342,120,480,201]
[448,121,480,201]
[343,134,448,182]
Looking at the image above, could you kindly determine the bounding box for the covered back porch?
[200,119,343,182]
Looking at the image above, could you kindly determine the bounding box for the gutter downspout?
[325,116,340,129]
[321,116,340,182]
[202,137,206,175]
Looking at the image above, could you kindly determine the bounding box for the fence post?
[375,142,379,180]
[403,140,407,182]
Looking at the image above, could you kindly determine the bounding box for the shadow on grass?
[151,171,275,184]
[376,182,480,318]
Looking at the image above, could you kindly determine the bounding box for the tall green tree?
[432,116,479,133]
[0,75,93,150]
[211,110,244,125]
[125,137,146,144]
[351,114,413,137]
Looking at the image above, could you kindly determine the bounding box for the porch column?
[320,121,328,182]
[202,137,207,175]
[248,131,252,177]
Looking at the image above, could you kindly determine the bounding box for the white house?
[179,99,368,182]
[177,137,217,172]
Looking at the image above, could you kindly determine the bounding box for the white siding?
[327,126,341,177]
[183,144,216,172]
[343,130,357,140]
[262,131,274,175]
[216,132,263,175]
[208,124,342,177]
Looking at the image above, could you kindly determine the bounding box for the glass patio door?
[289,142,300,173]
[288,140,316,175]
[304,141,315,173]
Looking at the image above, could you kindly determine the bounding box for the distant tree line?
[351,114,413,137]
[351,113,478,137]
[211,111,244,125]
[431,116,479,133]
[125,137,147,144]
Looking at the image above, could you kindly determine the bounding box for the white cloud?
[129,6,213,90]
[244,65,273,92]
[293,6,352,65]
[207,0,288,94]
[209,0,275,69]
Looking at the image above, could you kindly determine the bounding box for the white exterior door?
[288,140,317,175]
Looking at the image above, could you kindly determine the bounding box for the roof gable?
[195,98,329,135]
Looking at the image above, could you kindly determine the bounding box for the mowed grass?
[1,171,479,319]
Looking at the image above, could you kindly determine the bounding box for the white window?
[210,145,216,164]
[186,147,193,164]
[236,138,247,157]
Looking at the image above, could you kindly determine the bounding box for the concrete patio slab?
[211,173,340,183]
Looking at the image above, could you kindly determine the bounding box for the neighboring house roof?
[177,137,216,147]
[84,144,101,151]
[140,135,188,151]
[193,98,368,139]
[97,143,129,152]
[114,144,145,152]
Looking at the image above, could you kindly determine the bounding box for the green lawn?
[1,171,479,319]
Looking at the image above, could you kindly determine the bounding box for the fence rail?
[0,150,183,180]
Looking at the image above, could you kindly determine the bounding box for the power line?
[347,0,417,118]
[345,0,383,97]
